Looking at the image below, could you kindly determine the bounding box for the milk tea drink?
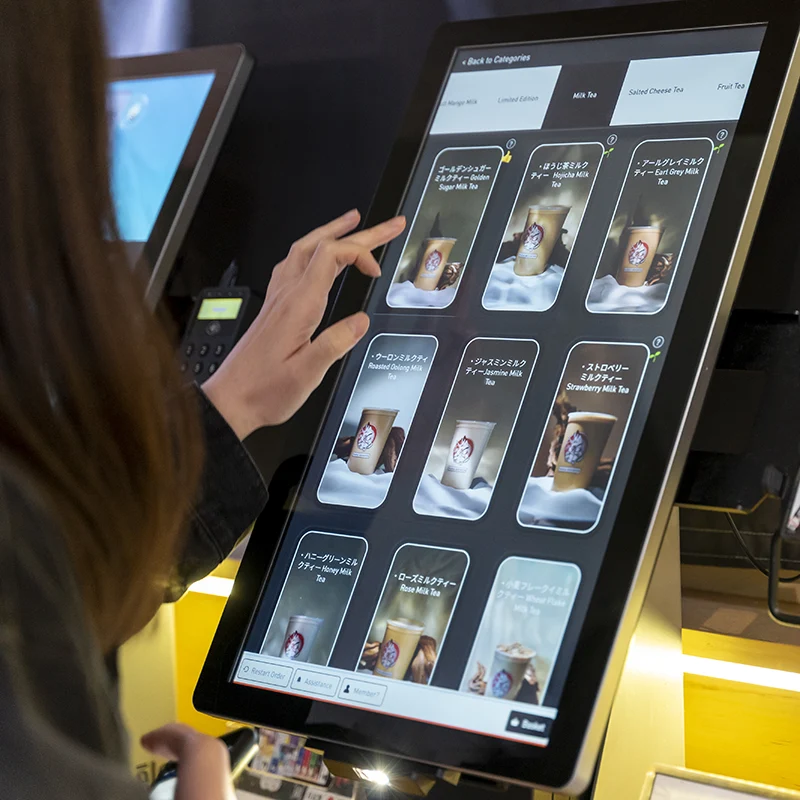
[281,615,323,662]
[553,412,617,492]
[441,420,496,490]
[348,408,398,475]
[616,226,663,287]
[413,238,457,291]
[488,643,535,701]
[373,618,424,680]
[514,205,571,277]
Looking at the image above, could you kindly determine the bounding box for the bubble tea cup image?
[441,420,496,490]
[348,408,399,475]
[373,618,425,680]
[280,615,323,662]
[488,643,535,701]
[616,225,663,287]
[514,205,571,277]
[553,411,617,493]
[413,238,457,291]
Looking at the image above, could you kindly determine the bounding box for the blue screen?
[110,72,215,242]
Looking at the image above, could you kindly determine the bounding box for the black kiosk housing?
[194,2,800,793]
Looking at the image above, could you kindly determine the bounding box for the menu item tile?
[586,137,713,314]
[358,544,469,685]
[318,334,438,509]
[413,338,539,521]
[386,146,503,309]
[259,532,367,666]
[517,342,649,533]
[460,557,580,706]
[482,142,603,312]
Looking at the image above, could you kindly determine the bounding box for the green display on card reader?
[197,298,243,320]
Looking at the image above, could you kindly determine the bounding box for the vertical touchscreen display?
[234,26,766,748]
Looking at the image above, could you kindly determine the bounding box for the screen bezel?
[195,2,800,790]
[109,44,252,308]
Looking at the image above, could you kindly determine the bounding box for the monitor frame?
[195,2,800,793]
[109,44,253,308]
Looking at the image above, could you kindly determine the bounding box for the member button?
[338,678,387,707]
[505,711,554,739]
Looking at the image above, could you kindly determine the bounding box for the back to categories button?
[506,711,553,739]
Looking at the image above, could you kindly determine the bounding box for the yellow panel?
[174,591,239,737]
[683,629,800,792]
[684,674,800,791]
[118,605,177,779]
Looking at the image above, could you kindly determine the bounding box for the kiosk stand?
[589,509,685,800]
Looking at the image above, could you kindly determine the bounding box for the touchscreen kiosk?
[108,45,252,307]
[196,2,800,792]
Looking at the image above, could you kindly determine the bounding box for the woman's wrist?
[200,373,256,442]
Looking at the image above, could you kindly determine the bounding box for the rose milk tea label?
[357,544,469,684]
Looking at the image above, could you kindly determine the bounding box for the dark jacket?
[0,389,268,798]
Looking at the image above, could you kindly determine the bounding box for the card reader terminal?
[180,287,253,380]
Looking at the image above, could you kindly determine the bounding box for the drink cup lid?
[567,411,618,423]
[387,618,425,632]
[455,420,497,428]
[495,645,535,661]
[362,408,400,415]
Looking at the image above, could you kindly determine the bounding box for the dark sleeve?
[0,475,148,799]
[166,387,269,601]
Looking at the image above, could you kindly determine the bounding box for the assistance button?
[506,711,554,739]
[239,659,293,689]
[338,678,386,707]
[294,669,339,698]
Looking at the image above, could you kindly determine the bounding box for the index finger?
[291,209,362,259]
[344,216,406,251]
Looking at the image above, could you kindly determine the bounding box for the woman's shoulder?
[0,464,144,797]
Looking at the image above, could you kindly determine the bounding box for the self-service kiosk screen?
[109,72,215,244]
[205,14,794,787]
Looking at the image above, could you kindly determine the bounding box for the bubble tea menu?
[236,25,765,748]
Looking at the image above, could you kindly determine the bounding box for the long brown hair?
[0,0,202,650]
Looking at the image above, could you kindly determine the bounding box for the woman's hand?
[142,723,235,800]
[202,209,406,440]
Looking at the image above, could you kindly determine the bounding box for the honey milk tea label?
[260,532,368,666]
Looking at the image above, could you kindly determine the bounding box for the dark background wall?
[105,0,661,295]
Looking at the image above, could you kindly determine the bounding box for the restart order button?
[239,659,293,689]
[338,678,387,707]
[293,669,340,698]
